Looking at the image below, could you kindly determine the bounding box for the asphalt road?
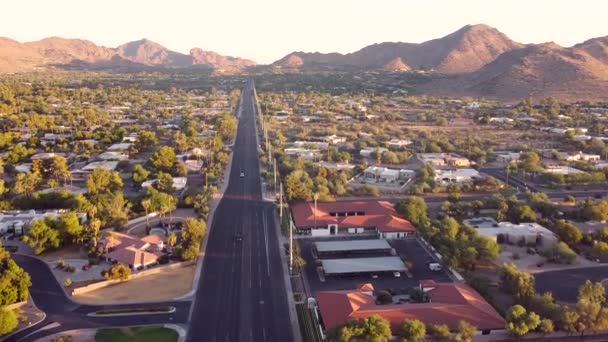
[6,254,191,342]
[535,265,608,303]
[187,80,293,342]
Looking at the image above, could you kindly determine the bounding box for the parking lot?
[299,237,452,295]
[535,265,608,303]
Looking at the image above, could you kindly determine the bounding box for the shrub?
[103,263,131,281]
[64,278,72,287]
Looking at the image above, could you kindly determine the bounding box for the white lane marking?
[262,210,270,276]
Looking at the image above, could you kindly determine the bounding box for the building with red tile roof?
[290,200,415,238]
[316,281,505,335]
[102,231,165,270]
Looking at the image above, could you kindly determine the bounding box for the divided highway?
[187,80,293,342]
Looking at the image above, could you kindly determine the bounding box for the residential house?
[362,167,414,184]
[103,231,164,270]
[464,218,558,248]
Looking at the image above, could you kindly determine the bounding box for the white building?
[360,147,388,158]
[107,143,132,151]
[0,210,87,236]
[323,135,347,144]
[563,152,601,162]
[81,161,119,172]
[434,168,481,184]
[292,141,329,150]
[387,139,412,149]
[98,151,129,161]
[30,152,66,160]
[464,218,558,248]
[495,152,521,163]
[417,153,471,167]
[363,167,415,183]
[142,177,188,192]
[284,148,321,160]
[544,165,587,175]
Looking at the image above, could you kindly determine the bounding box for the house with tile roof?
[290,200,415,238]
[316,281,505,336]
[102,231,165,270]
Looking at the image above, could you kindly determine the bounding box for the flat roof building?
[321,256,406,275]
[314,239,392,256]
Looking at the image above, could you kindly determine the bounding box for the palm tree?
[167,232,177,252]
[142,199,152,228]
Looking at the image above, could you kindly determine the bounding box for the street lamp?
[313,192,319,229]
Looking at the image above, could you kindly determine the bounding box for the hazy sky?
[2,0,607,63]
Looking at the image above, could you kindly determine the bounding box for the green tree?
[539,319,554,334]
[58,212,84,244]
[23,219,60,255]
[505,304,541,338]
[172,131,189,153]
[338,314,392,342]
[519,151,541,172]
[555,220,583,245]
[86,168,123,195]
[427,323,451,341]
[150,146,176,172]
[0,307,18,336]
[575,280,608,335]
[155,172,174,194]
[181,218,206,245]
[395,197,428,227]
[104,263,131,281]
[593,241,608,257]
[131,164,150,185]
[500,263,536,304]
[12,172,41,195]
[136,130,158,151]
[285,170,313,201]
[399,319,426,342]
[453,321,476,342]
[217,114,237,141]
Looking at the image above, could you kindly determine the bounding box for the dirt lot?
[37,244,88,262]
[74,264,195,304]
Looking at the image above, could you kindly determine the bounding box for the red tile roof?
[290,200,415,233]
[316,282,504,332]
[106,246,159,269]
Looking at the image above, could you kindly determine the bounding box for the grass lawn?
[95,326,177,342]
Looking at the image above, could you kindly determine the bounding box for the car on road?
[234,233,243,242]
[240,172,245,178]
[393,272,401,278]
[429,263,443,271]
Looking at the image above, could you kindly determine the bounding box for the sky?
[1,0,608,63]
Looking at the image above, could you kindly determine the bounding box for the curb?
[1,297,47,342]
[87,306,176,317]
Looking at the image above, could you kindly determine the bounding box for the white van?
[429,263,442,271]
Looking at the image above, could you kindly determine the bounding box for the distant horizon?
[2,0,607,63]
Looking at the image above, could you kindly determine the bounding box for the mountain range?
[271,24,608,102]
[1,25,608,101]
[0,37,256,73]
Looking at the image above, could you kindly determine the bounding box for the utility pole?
[289,217,293,275]
[279,182,283,219]
[273,158,277,193]
[313,192,319,229]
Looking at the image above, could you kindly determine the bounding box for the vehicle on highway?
[393,271,401,278]
[429,263,443,271]
[240,171,245,177]
[234,233,243,242]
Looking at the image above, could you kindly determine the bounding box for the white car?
[240,172,245,177]
[393,272,401,278]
